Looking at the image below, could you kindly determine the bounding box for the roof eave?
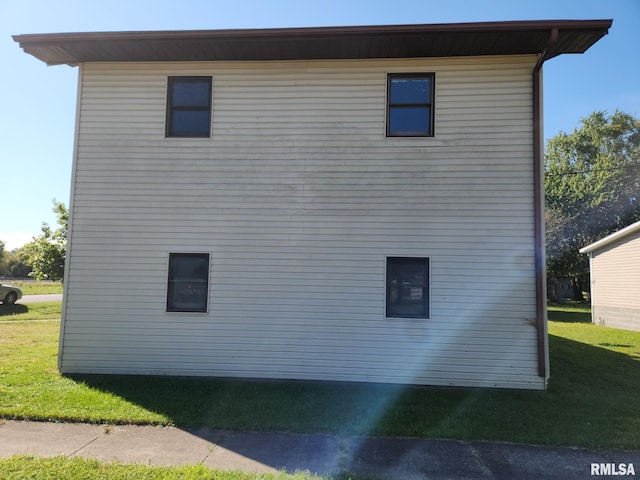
[579,221,640,254]
[13,19,612,67]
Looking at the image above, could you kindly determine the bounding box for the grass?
[0,301,62,321]
[0,456,330,480]
[2,280,63,295]
[548,301,591,323]
[1,302,639,449]
[0,321,167,425]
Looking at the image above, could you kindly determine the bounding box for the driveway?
[18,294,63,304]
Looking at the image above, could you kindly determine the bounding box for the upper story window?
[166,76,212,137]
[386,73,434,137]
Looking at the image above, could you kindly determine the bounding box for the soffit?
[13,20,612,66]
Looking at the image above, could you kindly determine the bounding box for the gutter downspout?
[532,28,558,381]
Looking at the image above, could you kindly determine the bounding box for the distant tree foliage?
[0,241,32,278]
[545,110,640,300]
[0,249,32,278]
[22,200,68,281]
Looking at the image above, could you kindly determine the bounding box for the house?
[580,221,640,331]
[14,20,611,390]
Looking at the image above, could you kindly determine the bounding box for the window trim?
[386,73,435,137]
[165,76,212,138]
[385,256,430,319]
[166,252,210,313]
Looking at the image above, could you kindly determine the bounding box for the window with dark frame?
[167,253,210,313]
[386,257,430,319]
[387,73,434,137]
[166,76,212,137]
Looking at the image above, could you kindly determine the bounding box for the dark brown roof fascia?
[13,19,612,66]
[12,19,612,41]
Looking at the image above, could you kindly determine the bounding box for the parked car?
[0,283,23,305]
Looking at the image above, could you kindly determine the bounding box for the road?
[18,294,63,304]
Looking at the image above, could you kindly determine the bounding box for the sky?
[1,0,638,251]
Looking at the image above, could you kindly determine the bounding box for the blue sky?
[1,0,638,250]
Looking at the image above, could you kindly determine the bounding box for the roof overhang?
[13,19,612,66]
[579,221,640,255]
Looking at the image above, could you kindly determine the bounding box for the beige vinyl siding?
[590,230,640,331]
[61,55,544,389]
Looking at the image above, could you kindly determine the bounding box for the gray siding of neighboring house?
[59,55,546,389]
[589,230,640,331]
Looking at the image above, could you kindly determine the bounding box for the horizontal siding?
[593,306,640,332]
[61,55,543,389]
[590,231,640,330]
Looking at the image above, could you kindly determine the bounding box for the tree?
[0,240,32,278]
[0,240,6,277]
[3,248,32,278]
[22,200,68,281]
[545,110,640,300]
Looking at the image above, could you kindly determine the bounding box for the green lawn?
[0,456,326,480]
[0,302,62,321]
[1,303,639,449]
[4,281,63,295]
[548,302,591,323]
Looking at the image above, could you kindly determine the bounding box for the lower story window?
[386,257,430,318]
[167,253,209,313]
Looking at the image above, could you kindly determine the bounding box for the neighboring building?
[580,221,640,331]
[15,20,611,389]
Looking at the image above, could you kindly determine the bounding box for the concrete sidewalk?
[1,420,639,479]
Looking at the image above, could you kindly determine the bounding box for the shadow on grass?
[547,308,591,323]
[71,374,414,434]
[0,304,28,316]
[71,333,640,450]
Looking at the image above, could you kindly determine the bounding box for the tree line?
[545,110,639,301]
[0,243,31,278]
[0,200,67,281]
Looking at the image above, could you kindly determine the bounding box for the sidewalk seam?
[198,430,226,466]
[199,441,220,465]
[467,442,497,480]
[65,429,104,458]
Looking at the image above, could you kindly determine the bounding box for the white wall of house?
[588,229,640,331]
[60,55,545,389]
